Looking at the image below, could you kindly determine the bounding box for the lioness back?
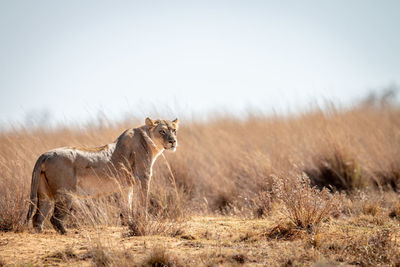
[42,143,119,196]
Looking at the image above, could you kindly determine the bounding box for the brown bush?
[142,245,182,267]
[0,176,26,232]
[305,148,366,192]
[125,182,185,237]
[86,241,134,267]
[273,173,342,228]
[343,229,400,266]
[374,165,400,192]
[253,190,272,218]
[266,221,308,240]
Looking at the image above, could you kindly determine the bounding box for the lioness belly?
[76,175,122,197]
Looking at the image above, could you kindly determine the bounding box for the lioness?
[26,117,178,234]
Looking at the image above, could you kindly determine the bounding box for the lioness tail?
[25,154,47,224]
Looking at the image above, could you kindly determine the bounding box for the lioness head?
[145,117,179,151]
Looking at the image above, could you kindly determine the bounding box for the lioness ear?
[145,117,155,128]
[172,118,179,128]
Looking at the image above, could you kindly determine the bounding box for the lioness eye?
[159,130,165,135]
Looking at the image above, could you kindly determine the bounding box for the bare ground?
[1,215,400,266]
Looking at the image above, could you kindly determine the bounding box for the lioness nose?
[169,139,176,145]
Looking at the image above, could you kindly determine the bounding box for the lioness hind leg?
[32,196,52,233]
[50,198,72,235]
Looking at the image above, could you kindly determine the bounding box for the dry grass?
[305,148,366,191]
[0,162,27,232]
[1,100,400,265]
[142,245,182,267]
[124,184,185,237]
[272,173,342,228]
[86,241,136,267]
[43,245,77,264]
[0,215,399,266]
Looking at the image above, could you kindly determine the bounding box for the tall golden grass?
[1,100,400,232]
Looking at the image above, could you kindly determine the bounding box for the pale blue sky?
[0,1,399,126]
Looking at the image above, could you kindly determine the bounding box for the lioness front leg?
[140,177,151,219]
[135,165,152,219]
[133,156,152,219]
[118,188,134,225]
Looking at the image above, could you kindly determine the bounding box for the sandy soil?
[1,215,398,266]
[0,216,272,266]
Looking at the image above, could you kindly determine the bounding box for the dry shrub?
[148,184,186,221]
[86,241,134,267]
[361,202,380,216]
[126,209,184,237]
[0,136,30,232]
[43,246,77,263]
[68,194,122,228]
[210,189,236,214]
[357,194,386,217]
[305,148,366,192]
[0,176,26,232]
[275,245,320,267]
[231,254,247,264]
[253,190,272,218]
[273,173,342,228]
[342,191,396,220]
[142,245,181,267]
[316,228,400,265]
[375,165,400,192]
[199,250,248,266]
[126,183,185,237]
[342,229,400,266]
[266,221,308,241]
[388,201,400,220]
[89,242,113,267]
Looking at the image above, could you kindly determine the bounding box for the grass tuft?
[88,242,113,267]
[266,221,307,240]
[305,148,366,192]
[375,165,400,192]
[125,184,185,237]
[273,173,342,228]
[143,245,180,267]
[253,190,272,218]
[0,179,26,232]
[344,229,400,265]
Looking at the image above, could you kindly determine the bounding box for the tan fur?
[72,145,109,152]
[26,118,179,234]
